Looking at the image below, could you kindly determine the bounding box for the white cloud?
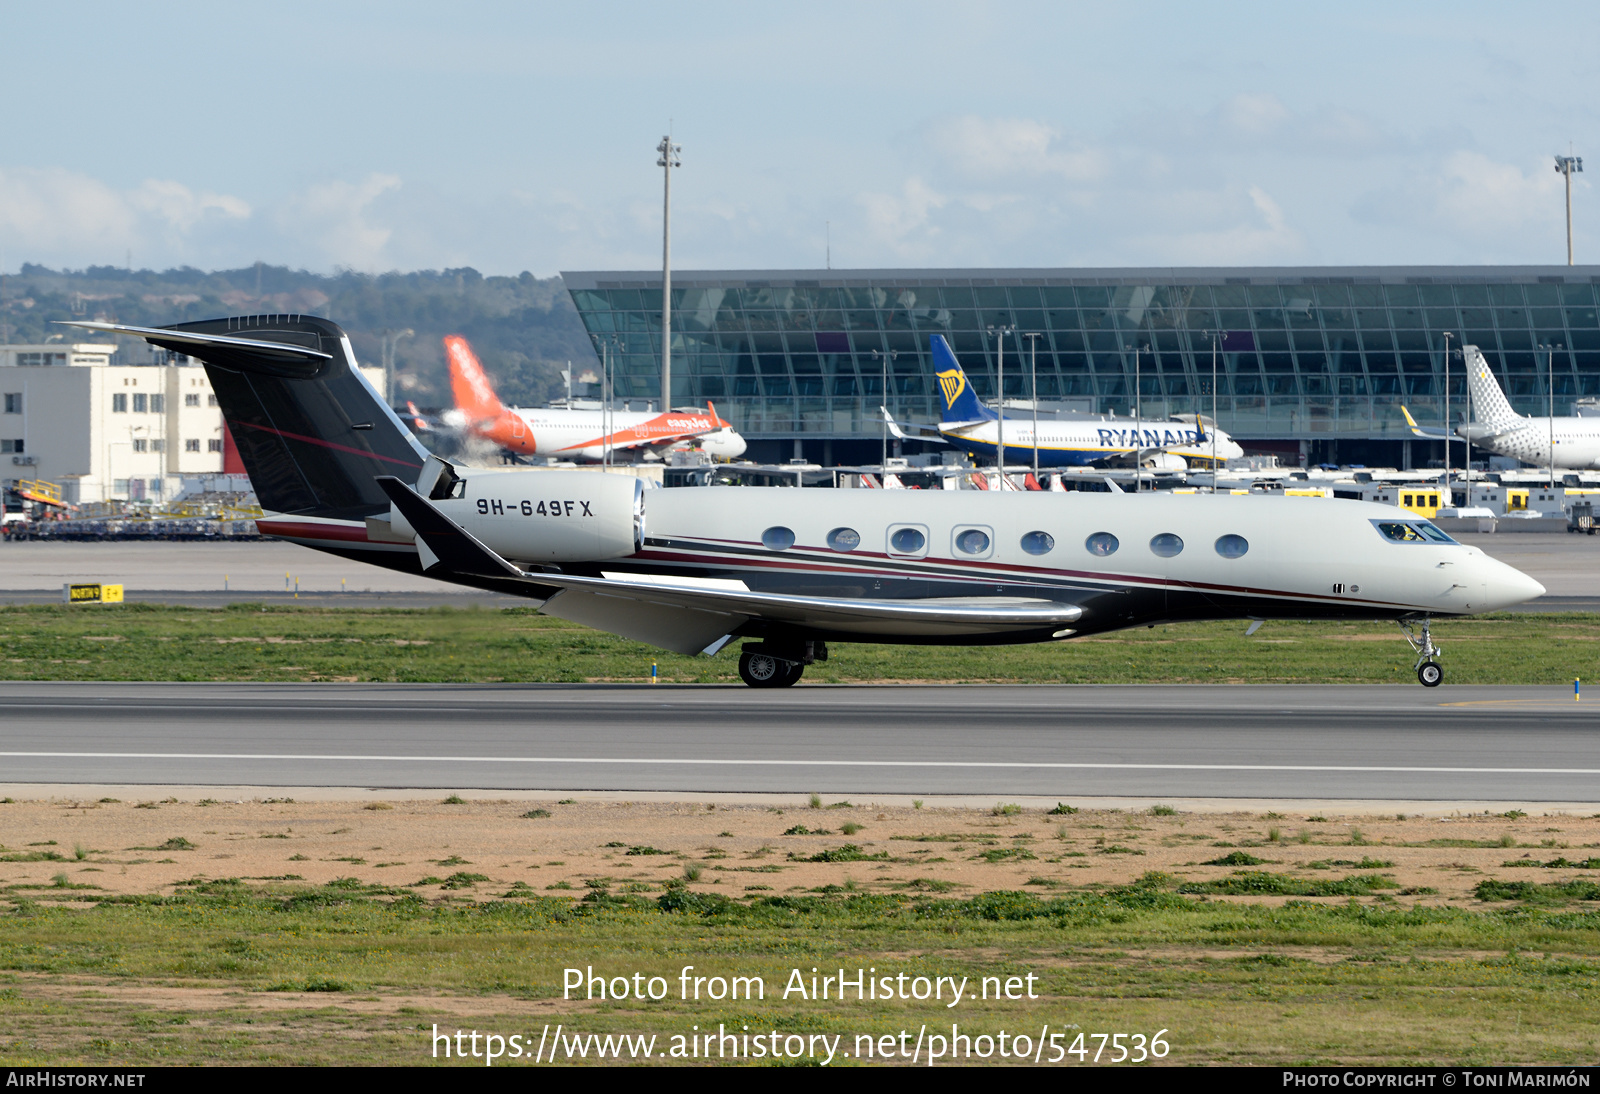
[1137,185,1305,264]
[1350,150,1570,247]
[928,115,1108,183]
[274,173,402,270]
[856,177,947,258]
[129,179,250,233]
[0,167,250,268]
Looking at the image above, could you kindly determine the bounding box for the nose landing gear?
[1398,617,1443,687]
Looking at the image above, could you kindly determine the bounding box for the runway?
[0,682,1594,801]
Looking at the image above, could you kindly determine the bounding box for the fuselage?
[368,484,1542,647]
[940,418,1246,468]
[1462,417,1600,471]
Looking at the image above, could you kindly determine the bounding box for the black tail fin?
[72,315,428,520]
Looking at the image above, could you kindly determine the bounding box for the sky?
[0,1,1596,276]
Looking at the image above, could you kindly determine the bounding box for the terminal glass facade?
[562,267,1600,444]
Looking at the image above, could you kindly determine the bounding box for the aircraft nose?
[1479,557,1546,611]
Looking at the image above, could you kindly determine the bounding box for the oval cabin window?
[761,526,796,551]
[890,527,926,554]
[1214,534,1249,559]
[826,527,860,552]
[1149,533,1184,558]
[1085,532,1119,557]
[1020,531,1055,555]
[954,529,990,555]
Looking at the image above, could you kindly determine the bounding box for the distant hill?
[0,264,594,408]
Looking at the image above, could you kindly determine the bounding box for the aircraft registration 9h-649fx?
[69,316,1546,688]
[443,334,747,463]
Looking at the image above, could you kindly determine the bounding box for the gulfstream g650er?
[71,316,1545,688]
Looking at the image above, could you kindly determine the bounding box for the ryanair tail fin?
[931,335,995,422]
[1463,345,1523,430]
[445,335,506,424]
[64,316,427,520]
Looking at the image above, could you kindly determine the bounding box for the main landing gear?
[1398,617,1443,687]
[737,641,826,688]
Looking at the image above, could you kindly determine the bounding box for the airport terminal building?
[562,266,1600,467]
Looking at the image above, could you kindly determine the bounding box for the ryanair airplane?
[70,316,1543,689]
[887,335,1244,469]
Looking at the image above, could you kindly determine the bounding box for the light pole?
[987,323,1013,473]
[593,334,625,471]
[1556,154,1583,266]
[1441,331,1453,499]
[1539,340,1561,490]
[657,135,681,411]
[380,328,413,405]
[872,348,897,469]
[1203,331,1222,490]
[1023,332,1042,478]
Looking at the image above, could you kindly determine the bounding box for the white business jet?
[68,317,1546,688]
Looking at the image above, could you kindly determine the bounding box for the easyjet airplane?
[445,335,746,462]
[70,316,1546,688]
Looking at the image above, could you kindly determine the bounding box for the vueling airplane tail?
[931,335,996,422]
[1464,345,1523,430]
[65,315,428,520]
[445,335,506,423]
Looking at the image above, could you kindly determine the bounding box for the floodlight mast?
[872,348,897,470]
[657,135,681,411]
[1556,154,1583,266]
[1023,331,1042,478]
[1441,331,1453,499]
[987,324,1013,474]
[1203,330,1222,490]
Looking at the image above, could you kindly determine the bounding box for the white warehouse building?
[0,342,385,505]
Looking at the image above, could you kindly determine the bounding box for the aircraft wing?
[377,477,1083,654]
[880,407,945,442]
[1399,406,1455,440]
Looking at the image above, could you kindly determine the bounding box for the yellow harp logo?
[937,369,965,407]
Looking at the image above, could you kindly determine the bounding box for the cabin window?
[1215,534,1249,559]
[1150,533,1184,558]
[889,526,927,555]
[1373,520,1454,544]
[1020,531,1054,555]
[761,526,795,551]
[826,527,860,552]
[1085,531,1118,557]
[953,527,991,556]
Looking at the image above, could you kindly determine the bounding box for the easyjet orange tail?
[444,335,504,421]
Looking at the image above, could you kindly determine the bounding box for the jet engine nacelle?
[390,467,643,562]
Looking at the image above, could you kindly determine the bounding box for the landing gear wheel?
[739,651,801,688]
[1417,662,1443,688]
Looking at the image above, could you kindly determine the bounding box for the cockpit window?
[1373,520,1457,545]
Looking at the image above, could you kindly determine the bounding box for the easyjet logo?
[664,417,710,430]
[937,369,965,405]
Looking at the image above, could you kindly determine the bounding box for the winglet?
[880,405,908,441]
[375,476,525,581]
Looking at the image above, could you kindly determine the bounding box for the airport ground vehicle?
[71,316,1545,687]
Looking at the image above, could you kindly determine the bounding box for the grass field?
[3,799,1600,1066]
[3,867,1600,1065]
[0,603,1596,684]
